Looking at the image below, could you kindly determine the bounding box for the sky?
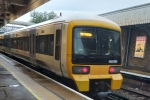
[15,0,150,22]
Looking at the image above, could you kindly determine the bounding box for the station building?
[100,3,150,70]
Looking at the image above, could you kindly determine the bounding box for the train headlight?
[72,66,90,74]
[109,66,121,74]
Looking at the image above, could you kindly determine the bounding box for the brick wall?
[121,24,150,68]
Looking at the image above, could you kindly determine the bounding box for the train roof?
[2,13,119,34]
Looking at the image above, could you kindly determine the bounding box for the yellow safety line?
[0,63,42,100]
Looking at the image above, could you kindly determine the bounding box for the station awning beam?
[0,0,50,27]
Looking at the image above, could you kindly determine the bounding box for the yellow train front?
[0,14,123,97]
[66,16,123,96]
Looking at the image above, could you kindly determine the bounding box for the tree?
[30,11,57,23]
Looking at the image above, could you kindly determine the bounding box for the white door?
[29,29,36,66]
[53,24,63,76]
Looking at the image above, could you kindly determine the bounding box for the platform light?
[80,32,92,37]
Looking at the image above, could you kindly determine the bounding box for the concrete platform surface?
[0,65,37,100]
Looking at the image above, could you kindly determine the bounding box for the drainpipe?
[124,27,131,67]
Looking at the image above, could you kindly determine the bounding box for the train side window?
[40,41,45,53]
[17,38,21,49]
[11,38,14,48]
[25,37,29,51]
[36,35,47,54]
[25,37,28,51]
[36,35,54,55]
[22,37,26,50]
[20,38,23,50]
[14,39,17,49]
[55,29,61,60]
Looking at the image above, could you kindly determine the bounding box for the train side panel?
[60,23,69,78]
[11,30,30,62]
[35,24,55,72]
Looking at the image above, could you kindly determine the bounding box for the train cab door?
[53,24,63,76]
[29,29,37,66]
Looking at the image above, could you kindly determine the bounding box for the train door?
[8,34,11,55]
[54,24,63,76]
[29,29,36,66]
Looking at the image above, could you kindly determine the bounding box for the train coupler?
[97,91,111,98]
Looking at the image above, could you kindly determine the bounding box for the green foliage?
[30,11,57,23]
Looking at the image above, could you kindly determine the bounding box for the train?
[0,13,123,97]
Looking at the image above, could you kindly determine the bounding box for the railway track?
[121,87,150,99]
[111,87,150,100]
[107,93,128,100]
[109,71,150,100]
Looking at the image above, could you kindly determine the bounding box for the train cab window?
[55,29,61,60]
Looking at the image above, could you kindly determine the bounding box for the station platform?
[0,54,92,100]
[0,64,37,100]
[0,56,62,100]
[121,68,150,79]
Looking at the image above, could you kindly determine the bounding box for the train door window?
[0,40,1,46]
[14,39,17,49]
[24,37,29,51]
[36,36,39,53]
[11,38,14,48]
[55,29,61,60]
[48,34,54,56]
[16,38,18,49]
[33,34,35,54]
[0,39,3,46]
[22,38,24,50]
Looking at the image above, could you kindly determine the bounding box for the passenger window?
[40,41,45,53]
[36,34,54,55]
[36,35,47,54]
[14,39,17,49]
[25,37,29,51]
[55,29,61,60]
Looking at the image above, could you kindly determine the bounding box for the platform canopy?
[0,21,35,33]
[99,3,150,26]
[0,0,50,27]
